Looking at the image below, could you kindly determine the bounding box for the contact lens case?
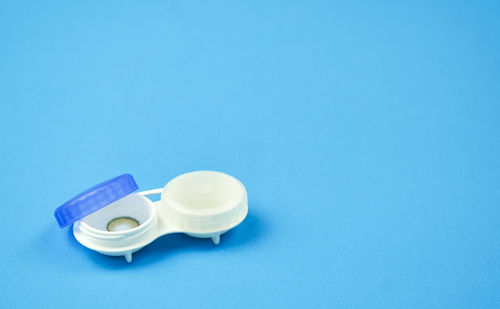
[54,171,248,263]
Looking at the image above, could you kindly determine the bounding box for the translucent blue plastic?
[54,174,138,228]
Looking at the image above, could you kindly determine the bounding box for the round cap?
[54,174,138,228]
[162,171,247,233]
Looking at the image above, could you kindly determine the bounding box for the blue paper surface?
[0,1,499,308]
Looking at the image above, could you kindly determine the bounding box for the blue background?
[1,1,499,308]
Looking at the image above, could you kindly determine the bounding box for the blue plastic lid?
[54,174,138,228]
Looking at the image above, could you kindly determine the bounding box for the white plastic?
[73,171,248,263]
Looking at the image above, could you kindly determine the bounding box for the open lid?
[54,174,138,228]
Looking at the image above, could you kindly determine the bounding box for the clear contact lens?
[106,217,139,232]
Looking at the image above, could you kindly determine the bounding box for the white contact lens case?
[54,171,248,263]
